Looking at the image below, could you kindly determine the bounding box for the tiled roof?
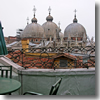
[6,50,95,69]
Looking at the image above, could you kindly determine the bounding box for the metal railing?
[7,46,95,69]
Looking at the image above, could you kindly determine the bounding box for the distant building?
[4,36,17,44]
[5,7,95,69]
[20,7,87,48]
[4,7,95,54]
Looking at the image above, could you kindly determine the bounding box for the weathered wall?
[0,56,95,95]
[19,68,95,95]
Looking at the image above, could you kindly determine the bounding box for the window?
[60,59,68,67]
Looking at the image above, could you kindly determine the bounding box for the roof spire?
[74,9,77,17]
[33,5,36,18]
[32,6,37,23]
[48,6,51,15]
[46,6,53,21]
[73,9,78,23]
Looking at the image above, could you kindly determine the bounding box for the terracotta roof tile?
[6,50,95,69]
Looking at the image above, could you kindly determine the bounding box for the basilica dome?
[21,17,44,39]
[64,15,87,40]
[42,21,60,39]
[42,14,60,40]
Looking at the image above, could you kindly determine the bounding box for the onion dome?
[31,17,37,23]
[42,22,60,38]
[42,7,60,39]
[21,23,44,38]
[64,10,87,40]
[46,14,53,22]
[73,14,78,23]
[21,6,44,39]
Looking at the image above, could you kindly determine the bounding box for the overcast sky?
[0,0,95,40]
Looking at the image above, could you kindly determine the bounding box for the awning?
[0,22,8,55]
